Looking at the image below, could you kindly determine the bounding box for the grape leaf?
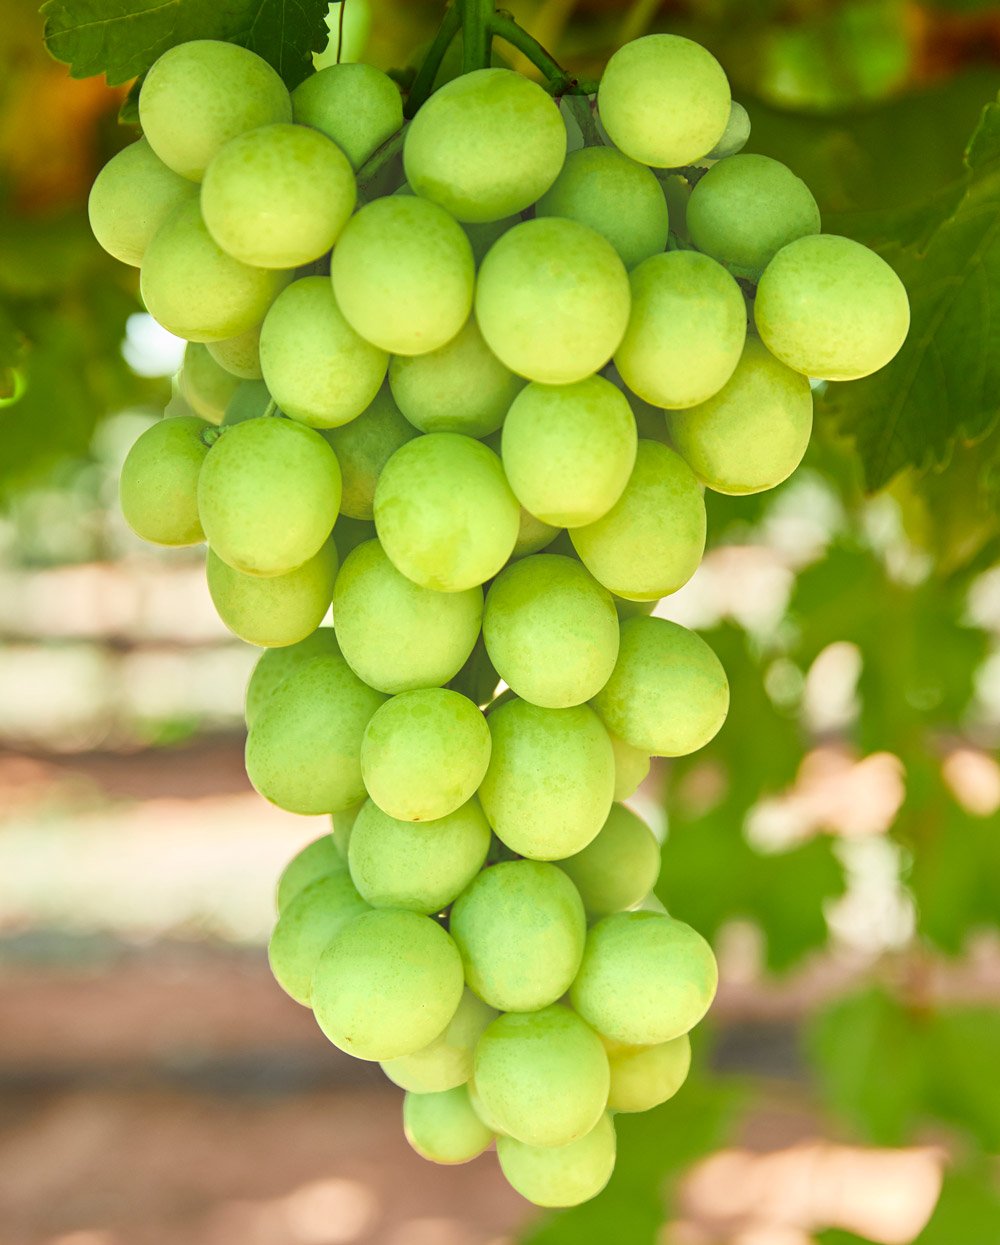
[913,1167,1000,1245]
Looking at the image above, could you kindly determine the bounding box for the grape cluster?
[92,31,909,1208]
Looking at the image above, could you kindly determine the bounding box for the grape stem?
[491,10,597,96]
[404,2,463,118]
[356,128,407,199]
[463,0,495,73]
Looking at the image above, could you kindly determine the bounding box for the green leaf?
[925,1009,1000,1151]
[914,1166,1000,1245]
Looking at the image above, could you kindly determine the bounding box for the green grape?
[462,215,520,266]
[333,515,377,561]
[275,833,345,913]
[483,555,619,709]
[706,100,751,158]
[382,989,497,1093]
[260,277,388,429]
[268,873,369,1005]
[222,380,271,425]
[373,434,519,592]
[403,1085,494,1165]
[88,138,196,266]
[570,911,718,1045]
[536,146,669,270]
[244,626,340,728]
[404,68,566,223]
[475,218,631,384]
[314,0,372,68]
[478,698,614,860]
[609,732,650,801]
[615,250,747,409]
[347,797,491,913]
[604,1032,690,1113]
[140,200,290,342]
[332,540,482,694]
[570,440,705,601]
[450,861,586,1012]
[119,416,209,546]
[501,377,637,527]
[312,908,464,1060]
[330,196,475,355]
[687,154,821,278]
[597,34,730,167]
[467,1078,508,1135]
[198,417,341,576]
[322,387,418,518]
[593,616,729,756]
[513,510,561,558]
[207,539,338,647]
[667,336,813,494]
[178,343,241,424]
[361,688,491,822]
[246,651,386,814]
[201,124,355,269]
[206,323,264,380]
[557,804,660,919]
[332,800,364,859]
[388,317,524,437]
[754,234,910,380]
[139,40,292,181]
[292,62,402,169]
[604,362,672,446]
[473,1006,610,1147]
[498,1113,616,1207]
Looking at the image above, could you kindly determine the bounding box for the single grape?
[268,873,369,1005]
[312,908,464,1061]
[206,323,264,380]
[609,732,650,801]
[592,616,729,757]
[513,510,561,558]
[333,540,482,694]
[244,626,340,728]
[119,416,209,546]
[467,1079,508,1136]
[615,250,747,409]
[207,539,338,647]
[598,34,730,167]
[475,218,631,384]
[178,343,241,424]
[754,234,910,380]
[571,911,718,1045]
[557,804,661,919]
[706,100,751,158]
[330,196,475,355]
[88,138,197,266]
[361,688,491,821]
[222,380,271,425]
[404,68,566,223]
[604,1032,691,1112]
[331,800,364,859]
[479,698,615,860]
[292,62,403,169]
[322,388,416,519]
[403,1085,494,1165]
[498,1113,616,1207]
[246,651,386,814]
[139,40,291,181]
[382,989,497,1093]
[275,833,346,913]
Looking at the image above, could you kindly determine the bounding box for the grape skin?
[206,323,264,381]
[497,1113,617,1207]
[292,62,404,170]
[119,416,209,547]
[604,1033,691,1113]
[178,344,241,425]
[244,626,341,728]
[275,833,345,914]
[403,1085,495,1165]
[382,989,498,1094]
[322,388,418,519]
[88,139,196,267]
[267,872,369,1005]
[557,803,661,919]
[608,732,650,800]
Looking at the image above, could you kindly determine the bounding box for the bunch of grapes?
[90,28,909,1208]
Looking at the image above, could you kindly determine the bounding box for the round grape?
[292,62,403,169]
[268,872,369,1004]
[207,539,338,647]
[206,323,264,380]
[609,733,650,801]
[497,1113,616,1207]
[706,100,751,159]
[88,138,197,266]
[244,625,340,727]
[403,1085,494,1165]
[178,343,241,424]
[321,389,417,519]
[604,1033,691,1113]
[557,804,660,919]
[275,833,345,914]
[119,416,209,546]
[382,989,497,1093]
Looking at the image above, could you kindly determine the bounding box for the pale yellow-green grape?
[260,277,388,429]
[139,40,292,180]
[197,417,341,576]
[604,1032,691,1112]
[331,800,364,858]
[267,873,369,1005]
[450,860,586,1012]
[482,555,619,709]
[404,68,566,223]
[497,1113,617,1207]
[222,380,271,425]
[571,911,718,1045]
[609,732,650,801]
[463,215,520,266]
[119,416,209,546]
[334,516,377,562]
[275,833,345,913]
[615,250,747,409]
[473,1006,610,1147]
[347,797,491,913]
[292,62,403,169]
[382,990,498,1093]
[597,34,730,167]
[754,234,910,380]
[207,539,338,647]
[331,196,475,355]
[388,317,525,437]
[140,200,290,342]
[570,440,706,601]
[707,100,751,158]
[501,376,637,527]
[206,322,264,380]
[536,146,669,271]
[557,804,660,919]
[178,343,241,424]
[322,387,417,519]
[314,0,372,68]
[513,510,561,558]
[667,336,813,494]
[88,138,197,266]
[686,154,820,279]
[332,540,482,693]
[593,615,729,756]
[403,1085,494,1165]
[312,908,464,1060]
[374,434,519,592]
[245,651,386,813]
[361,688,491,821]
[244,626,341,728]
[201,124,356,269]
[479,698,615,859]
[475,218,631,384]
[468,1078,508,1135]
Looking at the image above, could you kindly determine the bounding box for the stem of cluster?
[463,0,495,73]
[404,2,463,119]
[491,11,594,95]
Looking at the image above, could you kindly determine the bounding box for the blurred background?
[2,0,1000,1242]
